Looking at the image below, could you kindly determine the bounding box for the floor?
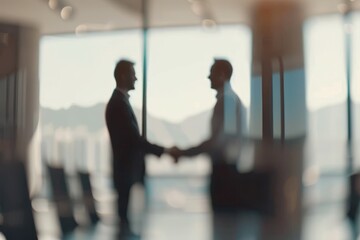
[8,174,360,240]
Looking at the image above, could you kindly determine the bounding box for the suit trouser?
[116,179,132,226]
[209,163,238,210]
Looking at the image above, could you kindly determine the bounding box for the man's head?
[208,59,233,90]
[114,59,137,91]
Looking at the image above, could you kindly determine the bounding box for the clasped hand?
[166,146,183,163]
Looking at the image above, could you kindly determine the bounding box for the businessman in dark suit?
[169,59,243,208]
[105,59,169,237]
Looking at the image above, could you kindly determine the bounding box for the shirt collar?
[216,82,232,99]
[116,87,130,99]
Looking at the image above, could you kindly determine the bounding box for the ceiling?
[0,0,359,35]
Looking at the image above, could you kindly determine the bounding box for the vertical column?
[0,22,40,240]
[250,2,306,239]
[141,0,149,138]
[0,24,18,160]
[0,23,40,162]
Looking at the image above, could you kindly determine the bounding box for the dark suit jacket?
[182,83,243,165]
[105,89,164,187]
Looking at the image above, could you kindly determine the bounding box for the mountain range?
[40,101,360,173]
[40,101,360,142]
[40,103,212,148]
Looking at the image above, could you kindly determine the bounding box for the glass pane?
[351,13,360,169]
[303,14,347,206]
[146,25,251,176]
[39,30,142,193]
[304,14,347,173]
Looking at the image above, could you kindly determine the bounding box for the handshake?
[165,147,183,163]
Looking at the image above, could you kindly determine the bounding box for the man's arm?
[118,102,164,157]
[171,96,240,160]
[180,139,213,157]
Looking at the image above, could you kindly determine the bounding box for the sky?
[39,14,360,123]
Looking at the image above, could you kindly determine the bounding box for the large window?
[304,14,347,173]
[351,13,360,170]
[145,25,252,176]
[303,14,348,206]
[39,30,143,178]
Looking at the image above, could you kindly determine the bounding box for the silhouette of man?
[170,59,243,208]
[105,59,169,237]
